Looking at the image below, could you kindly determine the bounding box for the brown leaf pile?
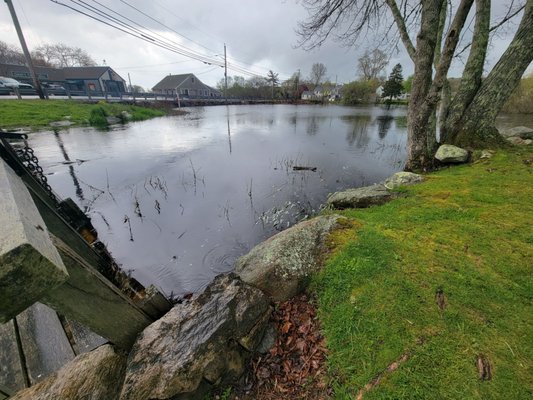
[238,294,332,400]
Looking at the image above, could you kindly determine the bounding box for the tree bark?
[405,0,444,170]
[385,0,416,61]
[455,0,533,147]
[441,0,490,143]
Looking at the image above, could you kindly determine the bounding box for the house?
[301,90,314,100]
[152,73,221,98]
[0,63,64,86]
[62,66,126,94]
[0,63,127,94]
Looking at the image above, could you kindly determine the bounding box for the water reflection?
[376,115,394,139]
[29,104,407,295]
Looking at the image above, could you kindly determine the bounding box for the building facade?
[152,74,221,98]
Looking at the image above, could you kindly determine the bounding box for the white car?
[0,76,21,89]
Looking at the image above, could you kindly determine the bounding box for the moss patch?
[315,148,533,399]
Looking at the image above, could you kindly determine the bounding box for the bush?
[88,106,109,128]
[342,79,380,105]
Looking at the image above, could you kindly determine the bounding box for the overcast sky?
[0,0,529,90]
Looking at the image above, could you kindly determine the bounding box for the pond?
[29,104,407,296]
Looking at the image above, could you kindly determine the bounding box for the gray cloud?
[0,0,529,90]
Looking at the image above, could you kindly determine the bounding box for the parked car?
[0,76,21,88]
[42,82,67,95]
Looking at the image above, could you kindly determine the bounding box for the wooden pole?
[4,0,45,99]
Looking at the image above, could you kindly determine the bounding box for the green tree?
[342,79,379,105]
[382,64,404,101]
[403,75,413,93]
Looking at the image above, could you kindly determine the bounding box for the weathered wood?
[0,384,14,400]
[0,159,68,323]
[0,320,27,392]
[66,318,107,355]
[137,285,173,320]
[16,303,75,385]
[41,232,153,349]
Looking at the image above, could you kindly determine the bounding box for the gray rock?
[119,274,270,400]
[49,120,73,127]
[234,215,345,302]
[507,136,532,145]
[479,150,495,160]
[256,324,277,354]
[499,126,533,139]
[11,344,126,400]
[106,116,122,125]
[435,144,469,163]
[383,172,423,190]
[121,111,133,120]
[327,184,396,209]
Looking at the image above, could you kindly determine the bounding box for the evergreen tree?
[382,64,404,101]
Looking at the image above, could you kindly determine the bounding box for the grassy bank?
[316,148,532,399]
[0,99,165,130]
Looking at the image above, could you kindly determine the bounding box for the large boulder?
[327,184,396,209]
[234,215,345,302]
[120,274,270,400]
[499,126,533,139]
[435,144,469,163]
[11,344,126,400]
[383,172,424,190]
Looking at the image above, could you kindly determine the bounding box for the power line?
[49,0,281,79]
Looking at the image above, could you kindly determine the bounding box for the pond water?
[29,104,407,296]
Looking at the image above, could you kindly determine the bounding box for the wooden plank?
[0,159,68,323]
[42,241,152,349]
[65,318,107,355]
[27,188,154,349]
[0,320,27,392]
[16,303,75,385]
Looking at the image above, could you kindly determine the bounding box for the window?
[191,77,195,83]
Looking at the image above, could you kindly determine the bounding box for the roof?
[0,63,64,81]
[152,73,219,93]
[0,63,125,83]
[63,66,117,80]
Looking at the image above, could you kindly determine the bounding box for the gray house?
[152,74,221,98]
[62,66,126,94]
[0,63,127,94]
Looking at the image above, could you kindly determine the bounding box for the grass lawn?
[0,99,165,130]
[316,148,533,399]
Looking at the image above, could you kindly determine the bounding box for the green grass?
[0,99,165,130]
[315,148,533,399]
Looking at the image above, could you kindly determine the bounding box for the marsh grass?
[316,148,533,399]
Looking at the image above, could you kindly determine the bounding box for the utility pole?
[128,72,135,103]
[5,0,45,99]
[224,43,228,104]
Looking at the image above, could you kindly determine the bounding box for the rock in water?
[384,172,424,190]
[120,274,270,400]
[11,344,126,400]
[327,184,396,209]
[234,215,345,302]
[499,126,533,139]
[435,144,469,163]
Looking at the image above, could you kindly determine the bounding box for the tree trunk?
[406,0,443,170]
[454,0,533,147]
[441,0,490,143]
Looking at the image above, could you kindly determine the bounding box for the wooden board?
[16,303,75,385]
[0,320,27,392]
[66,318,107,355]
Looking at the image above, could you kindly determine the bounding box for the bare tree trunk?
[441,0,490,143]
[455,0,533,147]
[406,0,444,171]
